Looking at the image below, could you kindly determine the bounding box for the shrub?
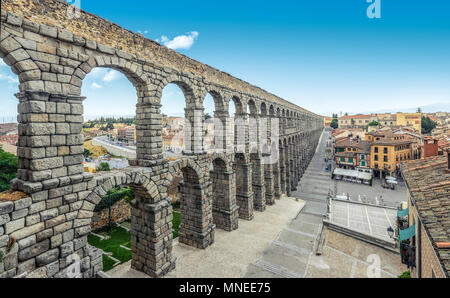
[0,145,18,192]
[96,162,110,172]
[398,270,411,278]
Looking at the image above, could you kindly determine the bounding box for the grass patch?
[398,270,411,278]
[173,212,180,239]
[102,254,117,272]
[88,214,181,271]
[88,224,132,271]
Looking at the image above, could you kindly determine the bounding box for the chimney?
[423,137,439,158]
[447,148,450,173]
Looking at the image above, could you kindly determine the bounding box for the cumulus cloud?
[0,61,18,84]
[158,31,199,50]
[138,30,149,35]
[91,82,103,89]
[102,69,121,82]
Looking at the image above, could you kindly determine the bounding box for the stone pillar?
[130,190,175,277]
[279,145,287,195]
[234,112,248,154]
[184,106,205,155]
[234,154,254,220]
[178,173,215,249]
[210,168,239,231]
[14,91,85,194]
[262,116,275,205]
[214,110,232,153]
[135,102,165,167]
[249,114,265,212]
[285,144,291,197]
[272,141,281,200]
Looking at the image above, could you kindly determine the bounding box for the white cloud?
[0,60,6,67]
[102,70,121,82]
[138,30,149,35]
[91,82,102,89]
[158,31,199,50]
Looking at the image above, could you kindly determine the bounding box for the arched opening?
[0,57,19,193]
[81,67,139,172]
[203,93,215,151]
[210,158,238,231]
[178,165,214,248]
[161,83,187,159]
[230,96,244,153]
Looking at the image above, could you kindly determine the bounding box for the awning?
[399,224,416,241]
[397,208,409,217]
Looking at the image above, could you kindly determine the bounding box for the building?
[323,116,333,127]
[400,151,450,278]
[396,112,422,132]
[371,136,414,178]
[338,114,373,128]
[334,137,371,170]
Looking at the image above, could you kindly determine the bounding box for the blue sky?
[1,0,450,120]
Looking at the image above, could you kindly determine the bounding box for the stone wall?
[90,199,131,231]
[0,194,102,278]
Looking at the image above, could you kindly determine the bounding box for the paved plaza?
[329,200,397,243]
[336,175,407,208]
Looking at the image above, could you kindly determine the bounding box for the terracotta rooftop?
[401,155,450,277]
[339,114,371,120]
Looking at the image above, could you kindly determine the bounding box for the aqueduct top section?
[2,0,319,116]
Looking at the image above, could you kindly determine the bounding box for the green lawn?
[88,212,181,272]
[87,224,131,272]
[173,212,180,238]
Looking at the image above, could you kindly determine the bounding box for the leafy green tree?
[0,145,18,192]
[97,162,110,172]
[330,118,338,129]
[421,116,437,134]
[83,148,91,158]
[368,121,380,127]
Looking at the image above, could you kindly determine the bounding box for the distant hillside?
[371,102,450,114]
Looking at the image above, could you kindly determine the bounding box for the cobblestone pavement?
[243,129,332,278]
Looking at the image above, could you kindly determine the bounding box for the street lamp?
[387,226,395,239]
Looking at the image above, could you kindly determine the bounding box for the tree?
[83,148,91,158]
[368,121,380,127]
[421,116,437,134]
[0,145,18,192]
[97,162,110,172]
[205,113,212,120]
[330,118,338,129]
[417,107,422,114]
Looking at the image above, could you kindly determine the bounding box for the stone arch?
[75,55,149,94]
[209,156,239,231]
[260,102,267,116]
[233,153,254,220]
[166,157,214,249]
[157,73,197,106]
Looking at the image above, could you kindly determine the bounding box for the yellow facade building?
[396,113,422,132]
[370,137,413,177]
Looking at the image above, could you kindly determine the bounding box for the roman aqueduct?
[0,0,323,278]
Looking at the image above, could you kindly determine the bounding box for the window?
[384,156,388,162]
[374,155,379,161]
[384,147,388,154]
[341,158,345,162]
[361,161,366,167]
[374,147,379,153]
[361,154,365,160]
[349,158,353,163]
